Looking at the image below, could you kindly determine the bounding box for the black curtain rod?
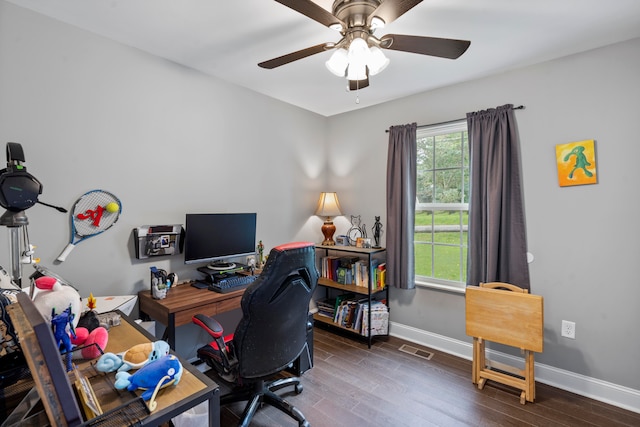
[385,105,525,133]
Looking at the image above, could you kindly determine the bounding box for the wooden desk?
[80,315,221,426]
[139,282,244,350]
[5,294,220,427]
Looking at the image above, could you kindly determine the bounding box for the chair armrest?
[193,314,224,339]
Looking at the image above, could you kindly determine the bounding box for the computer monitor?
[184,213,257,270]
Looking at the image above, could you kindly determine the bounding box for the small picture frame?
[335,235,347,246]
[160,235,170,248]
[363,238,372,249]
[356,237,364,248]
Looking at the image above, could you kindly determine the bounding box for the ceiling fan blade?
[381,34,470,59]
[349,77,370,91]
[370,0,423,25]
[274,0,345,28]
[259,43,332,69]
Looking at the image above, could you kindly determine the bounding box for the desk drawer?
[174,294,243,326]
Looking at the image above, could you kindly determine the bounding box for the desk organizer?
[133,225,184,259]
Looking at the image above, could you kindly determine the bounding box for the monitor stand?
[207,262,237,271]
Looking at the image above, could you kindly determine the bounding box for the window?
[415,120,468,292]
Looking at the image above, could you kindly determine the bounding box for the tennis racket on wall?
[56,189,122,262]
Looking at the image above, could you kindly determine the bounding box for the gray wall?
[2,0,639,402]
[326,38,640,392]
[0,2,326,353]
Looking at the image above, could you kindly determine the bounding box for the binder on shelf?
[360,301,389,336]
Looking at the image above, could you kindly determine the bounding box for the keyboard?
[208,274,259,293]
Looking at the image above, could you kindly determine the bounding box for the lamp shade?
[315,192,342,218]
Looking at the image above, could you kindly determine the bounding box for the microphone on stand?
[37,200,67,213]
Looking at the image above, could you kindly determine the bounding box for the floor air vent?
[398,344,434,360]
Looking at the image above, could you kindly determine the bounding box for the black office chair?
[193,242,318,427]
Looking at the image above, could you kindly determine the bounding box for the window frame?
[414,119,469,293]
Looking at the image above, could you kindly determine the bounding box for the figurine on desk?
[247,256,257,275]
[51,305,76,372]
[257,240,265,269]
[372,216,383,249]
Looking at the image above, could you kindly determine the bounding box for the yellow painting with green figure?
[556,139,597,187]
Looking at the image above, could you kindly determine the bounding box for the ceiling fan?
[259,0,471,90]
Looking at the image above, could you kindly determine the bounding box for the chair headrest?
[272,242,314,252]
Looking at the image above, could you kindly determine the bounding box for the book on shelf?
[340,256,360,268]
[335,300,359,329]
[320,256,340,281]
[376,263,386,290]
[319,253,386,289]
[316,298,336,319]
[333,293,355,322]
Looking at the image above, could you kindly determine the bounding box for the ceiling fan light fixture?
[326,48,349,77]
[370,16,385,31]
[347,38,369,81]
[367,46,389,75]
[346,62,368,81]
[348,37,369,57]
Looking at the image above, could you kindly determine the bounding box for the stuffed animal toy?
[96,340,170,373]
[70,324,109,360]
[31,276,110,359]
[114,354,183,410]
[32,276,81,329]
[71,308,109,359]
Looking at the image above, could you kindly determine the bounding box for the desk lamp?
[315,192,342,246]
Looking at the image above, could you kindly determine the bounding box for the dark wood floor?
[210,327,640,427]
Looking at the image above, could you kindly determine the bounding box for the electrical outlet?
[561,320,576,339]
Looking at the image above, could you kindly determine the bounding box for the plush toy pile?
[32,276,109,361]
[97,340,179,410]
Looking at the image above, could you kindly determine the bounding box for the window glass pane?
[434,133,463,169]
[463,168,470,204]
[417,136,434,169]
[415,211,432,243]
[463,132,469,165]
[414,242,432,277]
[432,211,466,244]
[434,245,463,281]
[433,170,464,203]
[416,171,434,203]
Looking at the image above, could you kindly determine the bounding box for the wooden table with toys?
[5,292,220,427]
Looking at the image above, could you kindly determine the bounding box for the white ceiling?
[7,0,640,117]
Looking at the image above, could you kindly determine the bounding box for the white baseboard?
[389,321,640,414]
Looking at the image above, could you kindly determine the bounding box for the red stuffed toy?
[71,322,108,359]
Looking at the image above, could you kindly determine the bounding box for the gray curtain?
[466,104,530,290]
[386,123,417,289]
